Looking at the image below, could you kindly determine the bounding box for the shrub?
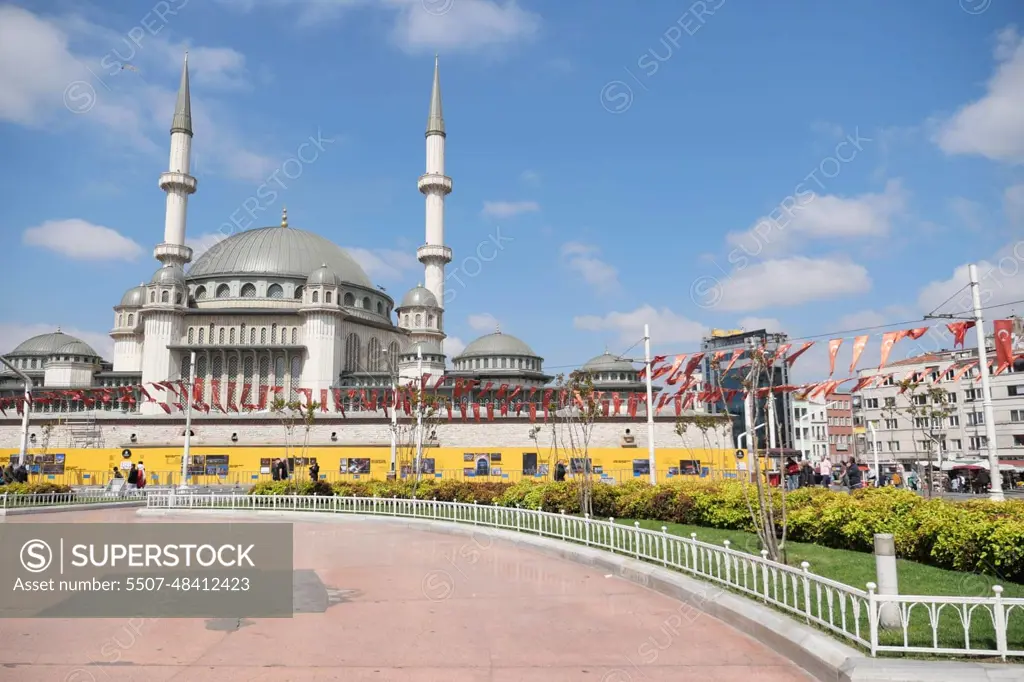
[1,482,72,495]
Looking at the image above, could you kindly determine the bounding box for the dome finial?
[496,323,501,334]
[56,326,61,333]
[281,206,288,228]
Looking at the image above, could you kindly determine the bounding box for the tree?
[549,370,601,516]
[674,413,728,474]
[889,378,955,497]
[392,382,444,498]
[270,397,320,483]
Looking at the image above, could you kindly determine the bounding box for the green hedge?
[0,482,73,495]
[248,478,1024,583]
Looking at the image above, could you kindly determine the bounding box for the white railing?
[146,492,1023,660]
[1,491,148,509]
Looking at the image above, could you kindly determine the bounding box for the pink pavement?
[0,509,812,681]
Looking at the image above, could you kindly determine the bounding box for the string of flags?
[0,320,1014,421]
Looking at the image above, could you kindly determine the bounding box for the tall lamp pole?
[643,324,656,484]
[0,355,31,466]
[180,350,197,490]
[383,349,398,473]
[415,347,423,477]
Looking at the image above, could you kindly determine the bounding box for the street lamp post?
[0,355,31,466]
[868,422,879,487]
[180,350,197,490]
[382,349,398,473]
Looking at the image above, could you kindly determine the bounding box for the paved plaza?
[0,509,812,681]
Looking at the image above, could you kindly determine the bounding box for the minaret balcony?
[158,171,198,194]
[417,173,452,195]
[154,243,193,264]
[416,244,452,264]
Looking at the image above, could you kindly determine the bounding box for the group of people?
[1,461,28,484]
[269,458,321,482]
[110,461,147,490]
[784,455,867,491]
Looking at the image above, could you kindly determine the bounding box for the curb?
[0,501,147,516]
[136,508,1023,682]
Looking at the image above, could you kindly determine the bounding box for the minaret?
[417,55,453,311]
[154,53,197,268]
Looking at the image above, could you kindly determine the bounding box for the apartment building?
[853,345,1024,467]
[827,392,854,459]
[791,395,829,461]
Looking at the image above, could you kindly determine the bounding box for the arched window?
[344,292,355,306]
[250,328,256,344]
[229,328,235,344]
[362,297,370,309]
[290,356,302,401]
[227,356,238,405]
[180,354,191,383]
[388,340,401,362]
[271,324,277,343]
[149,291,155,303]
[427,315,435,327]
[242,355,254,397]
[501,358,507,369]
[414,314,422,327]
[345,333,361,372]
[195,354,208,399]
[367,338,382,372]
[218,328,225,344]
[259,356,270,394]
[211,355,223,404]
[325,291,332,304]
[403,314,410,326]
[216,284,230,298]
[377,302,384,315]
[188,328,195,344]
[198,328,205,344]
[260,328,267,344]
[118,314,123,327]
[240,283,256,298]
[127,314,134,326]
[175,292,182,304]
[312,291,319,303]
[267,284,284,299]
[291,328,298,344]
[294,286,303,299]
[160,290,169,303]
[274,356,285,394]
[194,286,207,300]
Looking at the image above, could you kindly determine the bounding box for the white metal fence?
[138,492,1013,660]
[1,491,148,509]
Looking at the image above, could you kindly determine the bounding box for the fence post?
[609,518,615,553]
[993,585,1008,661]
[722,540,732,583]
[1,493,6,510]
[760,550,770,602]
[800,561,812,620]
[560,510,566,540]
[633,521,641,559]
[660,526,668,566]
[473,501,478,525]
[866,582,878,657]
[873,533,901,630]
[585,514,591,546]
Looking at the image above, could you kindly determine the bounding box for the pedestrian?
[309,460,320,481]
[136,461,146,489]
[14,462,28,483]
[1,463,12,484]
[276,458,289,481]
[819,456,832,488]
[975,468,990,494]
[126,463,139,490]
[554,460,566,482]
[847,457,863,490]
[112,466,123,479]
[271,458,281,481]
[800,460,813,488]
[785,458,800,491]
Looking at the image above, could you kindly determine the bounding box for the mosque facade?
[0,57,710,451]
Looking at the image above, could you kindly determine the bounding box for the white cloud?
[1006,184,1024,228]
[574,305,706,346]
[0,6,272,182]
[0,322,113,360]
[934,27,1024,164]
[22,219,143,262]
[950,196,986,232]
[346,247,419,281]
[443,336,466,362]
[186,232,229,262]
[726,180,906,256]
[519,169,540,186]
[715,257,872,312]
[917,244,1024,319]
[481,201,540,218]
[467,313,499,332]
[214,0,540,52]
[738,317,783,333]
[560,242,620,293]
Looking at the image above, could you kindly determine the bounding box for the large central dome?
[188,226,373,288]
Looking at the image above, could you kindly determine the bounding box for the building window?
[290,328,297,344]
[965,388,981,402]
[969,436,988,450]
[344,292,355,306]
[290,356,302,401]
[325,291,332,304]
[268,284,284,299]
[250,328,256,345]
[415,314,422,326]
[345,333,361,372]
[950,439,962,450]
[947,392,957,403]
[127,314,134,326]
[198,328,205,344]
[241,283,256,298]
[865,398,878,409]
[160,290,169,303]
[312,291,319,303]
[968,412,985,426]
[150,291,155,303]
[261,328,267,344]
[362,296,370,309]
[377,301,384,314]
[229,328,235,344]
[948,415,959,426]
[1012,410,1024,423]
[884,418,897,429]
[913,394,927,405]
[216,284,230,298]
[294,286,303,299]
[884,397,896,407]
[887,441,900,452]
[271,324,277,343]
[188,328,194,344]
[367,337,382,372]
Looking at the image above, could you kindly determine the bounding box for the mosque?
[0,57,727,471]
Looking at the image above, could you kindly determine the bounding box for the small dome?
[119,285,146,307]
[10,330,97,357]
[54,341,99,358]
[307,264,341,286]
[457,331,537,359]
[399,285,438,309]
[582,351,636,374]
[150,264,186,285]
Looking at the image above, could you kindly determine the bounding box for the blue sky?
[0,0,1022,383]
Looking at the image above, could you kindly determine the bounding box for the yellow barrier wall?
[7,445,751,486]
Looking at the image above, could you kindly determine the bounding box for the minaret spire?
[426,54,445,137]
[154,52,197,268]
[170,52,192,136]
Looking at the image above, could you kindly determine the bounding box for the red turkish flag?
[828,339,843,376]
[947,321,976,349]
[995,319,1014,373]
[723,349,744,373]
[849,335,868,374]
[878,331,902,369]
[663,354,687,384]
[785,342,814,367]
